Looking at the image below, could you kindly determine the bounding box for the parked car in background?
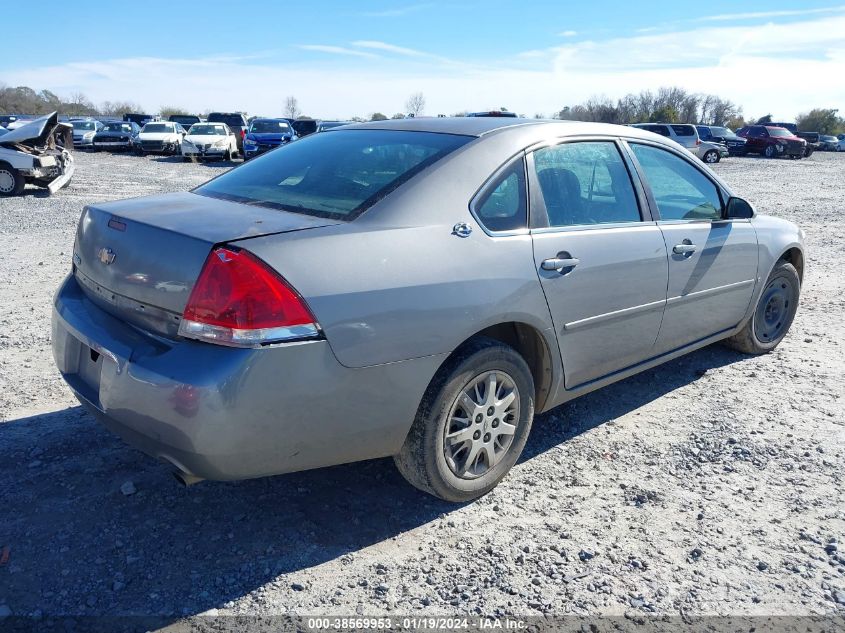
[696,125,747,155]
[818,135,839,151]
[51,118,804,501]
[206,112,249,153]
[168,114,202,130]
[0,112,74,197]
[291,118,318,137]
[696,139,729,164]
[92,121,141,152]
[243,118,296,159]
[736,125,807,159]
[136,121,187,155]
[70,119,103,148]
[123,113,158,127]
[837,134,845,151]
[630,123,701,152]
[316,120,352,133]
[181,122,238,161]
[796,131,819,157]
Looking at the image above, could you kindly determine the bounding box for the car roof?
[336,117,675,145]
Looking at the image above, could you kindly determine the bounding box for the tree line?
[2,83,842,135]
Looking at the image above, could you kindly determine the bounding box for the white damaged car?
[181,122,238,161]
[136,121,186,155]
[0,112,74,197]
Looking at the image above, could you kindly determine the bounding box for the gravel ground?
[0,150,843,625]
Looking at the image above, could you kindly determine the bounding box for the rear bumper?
[52,274,440,481]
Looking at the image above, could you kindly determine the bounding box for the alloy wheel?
[443,370,519,479]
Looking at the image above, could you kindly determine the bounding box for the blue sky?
[2,1,844,118]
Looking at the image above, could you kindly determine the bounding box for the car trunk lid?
[72,191,339,338]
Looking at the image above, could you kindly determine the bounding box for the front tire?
[725,261,800,354]
[394,337,535,502]
[0,163,25,196]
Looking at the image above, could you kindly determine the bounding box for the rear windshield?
[671,125,695,136]
[72,121,96,130]
[208,114,245,127]
[170,116,200,125]
[195,130,471,220]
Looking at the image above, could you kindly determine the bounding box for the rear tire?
[703,150,720,164]
[724,261,800,354]
[394,337,534,502]
[764,145,777,158]
[0,163,25,196]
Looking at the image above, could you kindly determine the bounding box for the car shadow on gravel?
[0,344,747,620]
[521,343,747,461]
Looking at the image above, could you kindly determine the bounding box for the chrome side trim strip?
[666,279,755,305]
[563,298,666,331]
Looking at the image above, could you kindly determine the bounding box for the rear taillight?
[241,129,246,138]
[696,139,701,146]
[178,247,320,347]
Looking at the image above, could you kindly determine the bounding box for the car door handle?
[673,243,697,255]
[541,257,580,271]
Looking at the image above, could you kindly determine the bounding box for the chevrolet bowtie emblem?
[98,247,116,265]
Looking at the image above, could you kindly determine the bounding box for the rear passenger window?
[645,125,671,137]
[671,125,695,136]
[630,144,722,221]
[474,160,527,232]
[533,141,641,227]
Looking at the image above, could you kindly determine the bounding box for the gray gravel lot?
[0,150,843,624]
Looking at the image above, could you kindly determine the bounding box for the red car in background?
[736,125,807,159]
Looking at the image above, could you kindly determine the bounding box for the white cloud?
[296,45,379,59]
[559,30,578,37]
[352,41,428,57]
[696,4,845,22]
[3,13,844,120]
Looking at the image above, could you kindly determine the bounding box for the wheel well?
[462,323,554,412]
[781,247,804,282]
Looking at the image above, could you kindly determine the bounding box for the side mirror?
[725,196,754,219]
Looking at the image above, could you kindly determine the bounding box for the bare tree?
[284,95,301,120]
[405,92,425,117]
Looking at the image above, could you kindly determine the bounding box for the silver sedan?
[52,118,804,501]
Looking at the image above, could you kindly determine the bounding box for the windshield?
[767,127,792,137]
[196,130,471,220]
[171,116,199,124]
[250,120,291,134]
[72,121,96,131]
[188,124,227,136]
[142,123,174,133]
[102,123,131,132]
[710,127,732,136]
